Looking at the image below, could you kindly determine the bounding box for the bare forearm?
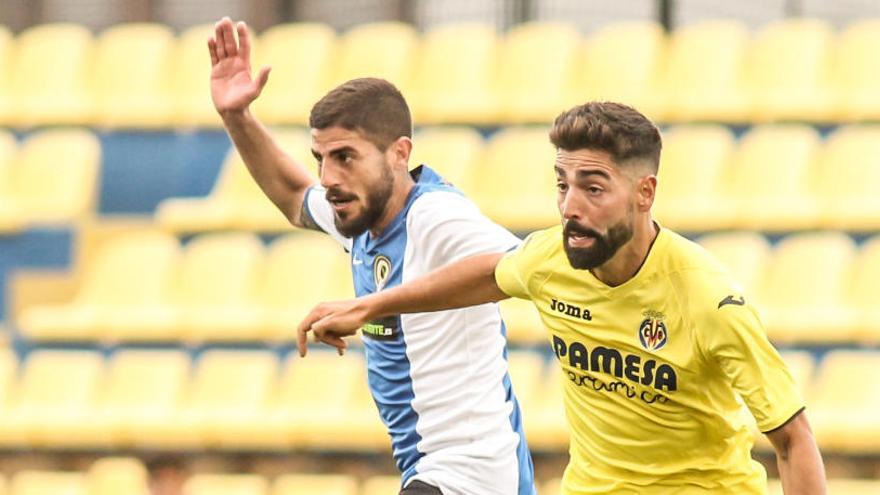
[777,439,826,494]
[362,253,508,320]
[221,109,316,224]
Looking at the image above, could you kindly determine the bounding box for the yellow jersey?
[495,225,803,494]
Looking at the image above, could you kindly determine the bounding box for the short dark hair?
[309,77,413,151]
[549,102,662,172]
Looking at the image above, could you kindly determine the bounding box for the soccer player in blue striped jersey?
[208,17,536,495]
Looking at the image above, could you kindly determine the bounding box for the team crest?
[638,310,668,351]
[373,255,392,290]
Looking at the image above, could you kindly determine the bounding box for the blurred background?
[0,0,879,494]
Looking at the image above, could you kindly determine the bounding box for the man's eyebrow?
[554,166,612,181]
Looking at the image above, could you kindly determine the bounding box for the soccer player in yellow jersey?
[298,102,827,494]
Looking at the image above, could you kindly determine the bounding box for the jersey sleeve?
[302,185,354,251]
[699,297,805,433]
[494,229,550,300]
[405,191,521,275]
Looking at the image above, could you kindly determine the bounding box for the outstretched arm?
[766,411,826,495]
[297,252,508,355]
[208,17,317,228]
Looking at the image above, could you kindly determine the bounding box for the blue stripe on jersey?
[500,320,539,495]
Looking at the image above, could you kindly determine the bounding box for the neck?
[590,216,659,287]
[369,171,415,237]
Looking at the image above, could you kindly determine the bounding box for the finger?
[236,21,251,61]
[207,38,219,66]
[214,21,228,59]
[255,66,271,91]
[222,18,238,57]
[297,325,309,357]
[315,330,347,354]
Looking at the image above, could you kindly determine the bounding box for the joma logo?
[550,298,593,321]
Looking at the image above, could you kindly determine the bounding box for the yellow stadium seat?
[726,125,821,230]
[0,351,103,448]
[663,20,751,123]
[0,348,18,406]
[173,24,222,127]
[252,23,337,126]
[101,351,190,448]
[272,474,357,495]
[0,26,13,124]
[827,479,880,494]
[409,126,484,196]
[87,457,148,495]
[759,232,857,343]
[578,22,666,121]
[261,232,352,342]
[155,129,311,232]
[132,350,277,449]
[0,128,100,229]
[10,471,86,495]
[11,24,94,126]
[473,127,557,230]
[816,125,880,231]
[748,19,834,122]
[833,20,880,121]
[526,364,568,451]
[697,231,771,297]
[409,23,499,125]
[0,130,20,232]
[361,476,401,495]
[93,23,174,128]
[809,351,880,453]
[653,125,736,230]
[184,474,268,495]
[496,22,581,124]
[499,298,545,346]
[330,22,418,94]
[506,351,545,433]
[171,233,265,341]
[851,235,880,344]
[543,478,562,495]
[18,230,180,342]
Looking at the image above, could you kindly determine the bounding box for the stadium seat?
[10,23,95,126]
[748,19,834,122]
[101,350,190,448]
[809,351,880,452]
[183,474,269,495]
[543,478,562,495]
[759,232,857,343]
[93,23,175,128]
[526,364,569,451]
[409,23,499,125]
[0,26,13,124]
[0,128,100,229]
[409,126,485,196]
[0,348,18,407]
[506,351,545,431]
[330,22,418,94]
[261,232,352,342]
[578,22,666,121]
[18,230,180,342]
[173,24,222,127]
[252,23,337,125]
[473,127,558,230]
[833,19,880,121]
[272,474,358,495]
[155,129,311,232]
[725,125,821,230]
[499,298,546,346]
[0,130,20,232]
[360,476,401,495]
[10,471,86,495]
[132,350,277,449]
[697,231,771,297]
[87,457,148,495]
[496,22,581,124]
[663,20,751,123]
[851,234,880,344]
[816,125,880,230]
[652,125,736,231]
[171,233,265,342]
[0,351,103,448]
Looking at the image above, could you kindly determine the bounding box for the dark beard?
[331,167,395,238]
[562,219,633,270]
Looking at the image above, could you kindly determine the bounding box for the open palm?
[208,18,271,114]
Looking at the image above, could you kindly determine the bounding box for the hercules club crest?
[638,310,668,351]
[373,255,391,290]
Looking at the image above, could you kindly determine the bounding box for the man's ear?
[637,174,657,212]
[389,136,413,169]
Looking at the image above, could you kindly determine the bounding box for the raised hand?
[297,299,373,357]
[208,17,271,115]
